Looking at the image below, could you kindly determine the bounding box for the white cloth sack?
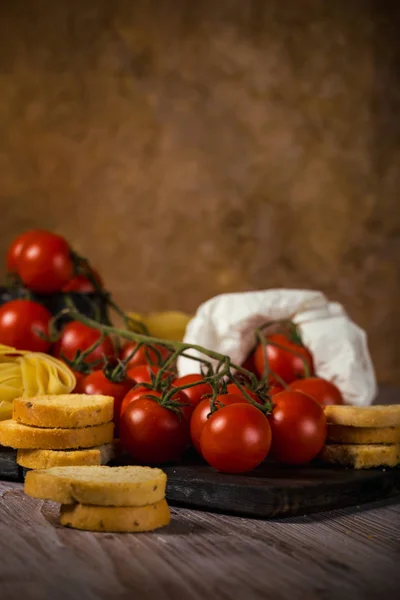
[177,289,377,406]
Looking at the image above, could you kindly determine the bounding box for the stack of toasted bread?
[0,395,116,469]
[24,465,170,532]
[320,405,400,469]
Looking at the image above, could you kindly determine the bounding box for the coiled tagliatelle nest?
[0,344,76,420]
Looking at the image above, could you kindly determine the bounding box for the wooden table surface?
[1,387,400,600]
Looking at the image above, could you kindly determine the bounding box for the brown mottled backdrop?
[0,0,399,382]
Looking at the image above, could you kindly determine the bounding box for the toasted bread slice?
[327,424,400,445]
[0,419,113,450]
[24,465,167,506]
[17,443,116,469]
[324,405,400,428]
[319,443,400,469]
[60,499,170,532]
[13,394,113,429]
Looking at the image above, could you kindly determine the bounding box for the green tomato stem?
[65,307,256,381]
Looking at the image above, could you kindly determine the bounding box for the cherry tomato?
[254,333,314,384]
[200,403,272,473]
[226,383,260,403]
[289,377,344,406]
[119,391,190,464]
[241,350,258,375]
[53,321,115,368]
[127,364,160,384]
[15,231,73,294]
[120,342,171,369]
[6,230,47,273]
[268,390,327,465]
[62,268,103,293]
[172,374,212,410]
[80,371,132,436]
[268,383,285,396]
[120,385,152,417]
[0,299,52,353]
[169,389,196,421]
[121,385,190,420]
[190,393,246,454]
[126,364,172,385]
[70,369,87,393]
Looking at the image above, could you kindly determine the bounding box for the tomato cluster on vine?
[0,229,346,474]
[1,230,105,356]
[117,366,330,473]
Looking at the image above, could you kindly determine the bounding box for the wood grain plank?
[0,480,20,493]
[0,483,399,600]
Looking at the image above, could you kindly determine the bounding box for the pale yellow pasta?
[0,363,22,402]
[0,345,76,421]
[19,352,75,396]
[0,344,26,360]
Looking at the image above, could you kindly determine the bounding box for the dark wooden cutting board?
[1,447,399,518]
[162,460,400,517]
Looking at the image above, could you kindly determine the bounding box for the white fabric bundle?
[177,289,377,406]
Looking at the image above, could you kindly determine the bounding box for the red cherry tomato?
[120,342,171,369]
[268,390,327,465]
[226,383,260,403]
[119,342,137,365]
[62,268,103,293]
[121,385,190,420]
[0,299,52,353]
[15,231,73,294]
[254,333,314,384]
[268,383,285,396]
[79,371,132,436]
[70,369,87,393]
[190,393,246,454]
[126,364,173,385]
[6,230,48,273]
[53,321,115,368]
[241,350,257,375]
[126,364,163,384]
[172,374,212,410]
[120,385,153,417]
[289,377,344,406]
[170,389,199,421]
[200,403,272,473]
[119,391,190,464]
